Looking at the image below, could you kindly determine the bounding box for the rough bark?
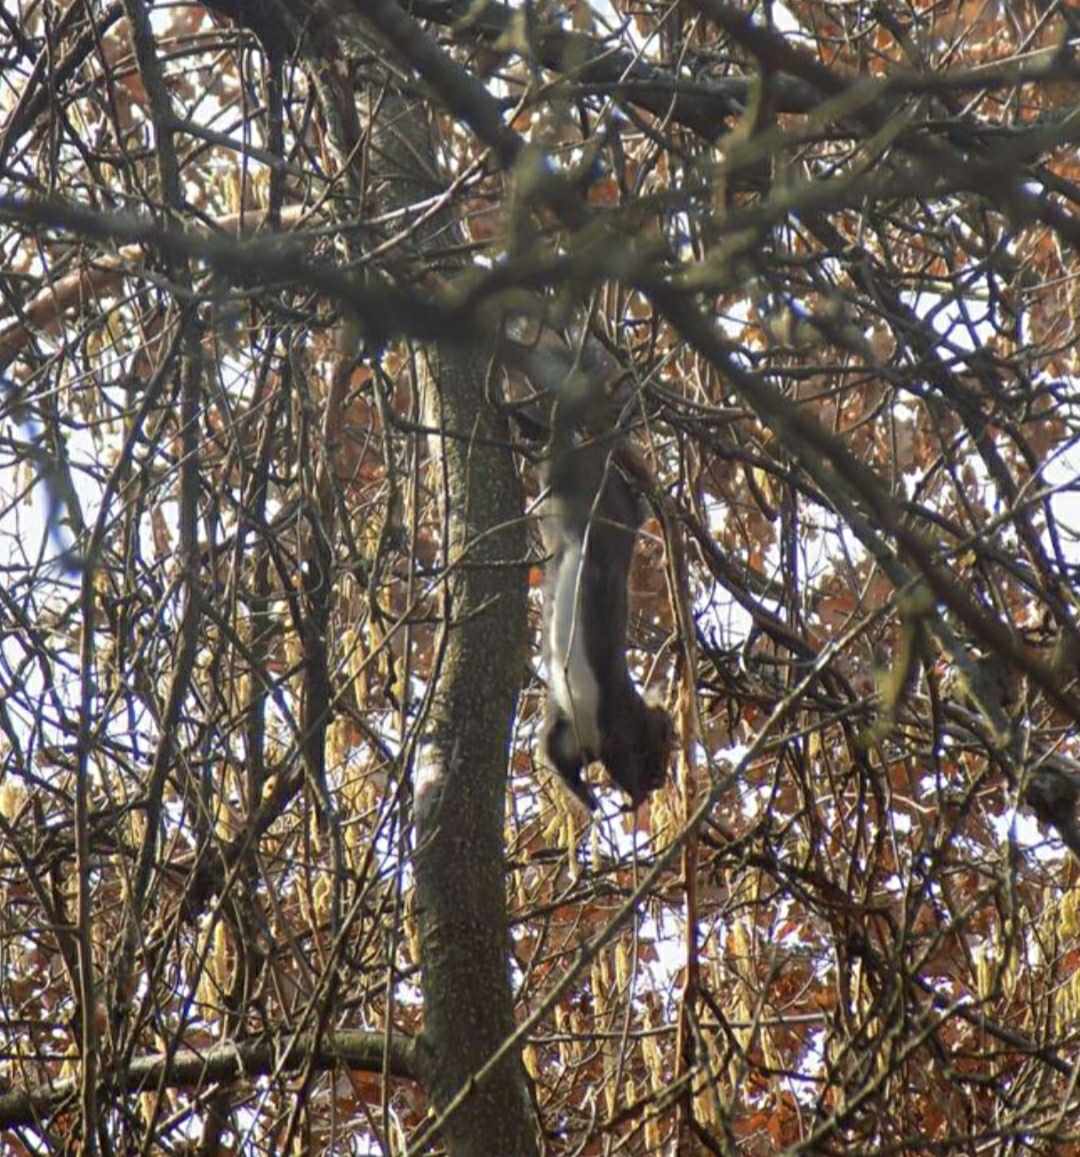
[365,96,538,1156]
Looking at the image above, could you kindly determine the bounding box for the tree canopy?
[1,0,1079,1153]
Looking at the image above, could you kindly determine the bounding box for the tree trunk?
[365,93,538,1156]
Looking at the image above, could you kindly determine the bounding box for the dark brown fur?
[541,437,671,810]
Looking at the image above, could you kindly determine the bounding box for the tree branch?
[0,1030,419,1130]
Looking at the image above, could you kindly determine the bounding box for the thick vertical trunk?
[365,95,538,1156]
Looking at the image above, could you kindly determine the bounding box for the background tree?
[1,0,1079,1154]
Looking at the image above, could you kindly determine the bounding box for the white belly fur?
[550,541,602,755]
